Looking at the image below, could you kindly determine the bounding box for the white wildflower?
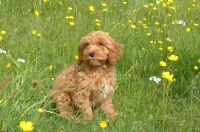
[17,58,25,63]
[0,48,6,54]
[149,76,161,84]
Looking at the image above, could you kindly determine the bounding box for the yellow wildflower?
[144,5,149,8]
[38,108,44,113]
[32,30,37,35]
[198,59,200,63]
[65,16,74,20]
[131,24,136,29]
[128,74,131,77]
[162,71,174,82]
[153,7,157,10]
[103,8,108,12]
[155,22,160,26]
[75,55,79,60]
[0,36,2,40]
[43,0,49,2]
[37,34,42,37]
[194,23,199,27]
[1,30,6,35]
[59,2,63,5]
[159,47,163,51]
[100,121,107,128]
[167,46,173,52]
[123,2,128,5]
[166,37,172,42]
[69,22,75,26]
[95,19,100,23]
[168,54,179,61]
[102,3,107,6]
[6,63,10,68]
[159,61,167,67]
[19,121,34,132]
[194,66,199,70]
[147,33,152,36]
[132,9,137,13]
[0,100,2,104]
[186,28,191,32]
[89,6,94,12]
[34,11,39,17]
[68,7,73,11]
[49,65,52,71]
[96,23,101,26]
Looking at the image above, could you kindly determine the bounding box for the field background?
[0,0,200,131]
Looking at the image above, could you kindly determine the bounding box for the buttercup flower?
[19,121,34,132]
[69,22,75,26]
[75,55,79,60]
[34,11,39,17]
[167,46,173,52]
[68,7,73,11]
[194,66,199,70]
[159,61,167,67]
[198,59,200,63]
[123,2,128,5]
[6,63,10,68]
[0,36,2,40]
[1,30,6,35]
[43,0,49,2]
[162,71,175,82]
[89,6,94,12]
[0,100,2,104]
[38,108,44,113]
[166,37,172,42]
[186,28,191,32]
[128,74,131,77]
[65,16,74,20]
[49,65,52,71]
[32,30,37,35]
[159,47,163,51]
[37,34,42,37]
[155,22,160,26]
[102,3,106,6]
[100,121,107,128]
[96,23,101,26]
[168,54,179,61]
[131,24,136,29]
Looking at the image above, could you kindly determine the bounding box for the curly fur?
[51,31,123,120]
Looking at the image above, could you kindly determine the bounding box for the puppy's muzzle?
[89,52,95,58]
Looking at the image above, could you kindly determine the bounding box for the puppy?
[51,31,123,120]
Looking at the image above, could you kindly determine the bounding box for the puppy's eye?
[99,42,104,46]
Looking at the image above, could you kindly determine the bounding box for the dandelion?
[100,121,107,128]
[89,6,94,12]
[6,63,10,68]
[0,48,6,54]
[32,30,37,35]
[19,121,34,132]
[49,65,52,71]
[131,24,136,29]
[194,66,199,70]
[38,108,44,113]
[168,54,179,61]
[186,28,191,32]
[1,30,6,35]
[75,55,79,60]
[162,71,175,82]
[17,58,25,63]
[34,11,39,17]
[69,22,75,26]
[159,61,167,67]
[167,46,173,52]
[102,3,107,6]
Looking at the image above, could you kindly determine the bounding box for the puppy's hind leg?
[56,93,75,119]
[101,98,118,119]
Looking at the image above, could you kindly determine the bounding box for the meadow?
[0,0,200,131]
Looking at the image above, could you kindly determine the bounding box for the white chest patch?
[101,84,110,99]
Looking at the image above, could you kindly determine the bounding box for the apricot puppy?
[51,31,123,120]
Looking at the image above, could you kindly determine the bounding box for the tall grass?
[0,0,200,131]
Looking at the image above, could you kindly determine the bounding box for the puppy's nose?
[89,52,95,57]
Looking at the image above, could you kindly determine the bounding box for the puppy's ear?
[108,43,124,66]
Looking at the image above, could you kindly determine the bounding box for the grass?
[0,0,200,131]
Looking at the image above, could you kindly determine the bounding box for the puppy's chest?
[77,73,113,99]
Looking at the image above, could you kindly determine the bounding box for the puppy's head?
[78,31,123,66]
